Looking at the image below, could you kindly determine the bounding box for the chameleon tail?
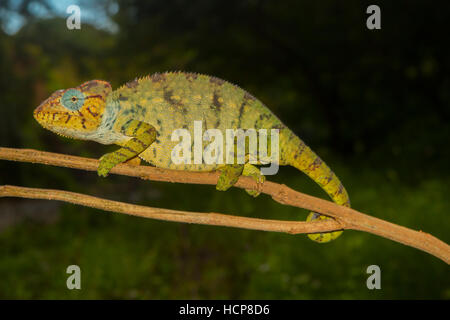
[280,130,350,243]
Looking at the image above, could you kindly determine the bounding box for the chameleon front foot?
[98,152,119,177]
[97,120,156,177]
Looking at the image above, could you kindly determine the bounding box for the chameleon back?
[109,72,288,171]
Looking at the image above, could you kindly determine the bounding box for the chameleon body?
[34,72,350,243]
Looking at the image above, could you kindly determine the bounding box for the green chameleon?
[34,72,350,243]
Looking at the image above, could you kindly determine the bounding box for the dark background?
[0,0,449,299]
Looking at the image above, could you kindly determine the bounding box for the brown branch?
[0,185,341,234]
[1,147,449,264]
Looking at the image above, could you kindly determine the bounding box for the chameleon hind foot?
[242,163,265,197]
[215,164,265,197]
[216,164,244,191]
[306,212,343,243]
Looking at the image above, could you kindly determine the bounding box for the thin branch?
[0,185,341,234]
[1,147,449,264]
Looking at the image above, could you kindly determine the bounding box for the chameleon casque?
[34,72,350,243]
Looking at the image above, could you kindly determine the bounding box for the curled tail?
[280,130,350,243]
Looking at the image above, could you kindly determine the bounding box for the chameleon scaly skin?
[34,72,350,243]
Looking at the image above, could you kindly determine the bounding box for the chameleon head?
[33,80,112,139]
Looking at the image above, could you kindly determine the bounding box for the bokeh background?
[0,0,449,299]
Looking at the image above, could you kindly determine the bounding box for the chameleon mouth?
[33,107,75,139]
[33,104,57,130]
[33,106,42,118]
[33,106,50,128]
[33,106,44,123]
[33,104,62,123]
[33,95,55,122]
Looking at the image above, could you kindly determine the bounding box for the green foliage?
[0,168,448,299]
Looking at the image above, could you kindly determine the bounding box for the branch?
[0,185,340,234]
[1,147,449,264]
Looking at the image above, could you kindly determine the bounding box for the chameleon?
[33,72,350,243]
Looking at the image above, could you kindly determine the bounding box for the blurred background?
[0,0,449,299]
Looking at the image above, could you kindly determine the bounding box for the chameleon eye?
[61,89,85,111]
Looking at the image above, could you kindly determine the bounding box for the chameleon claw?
[246,189,261,198]
[97,165,111,177]
[97,169,109,177]
[243,166,265,197]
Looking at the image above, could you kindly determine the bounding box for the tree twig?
[0,147,449,264]
[0,185,341,234]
